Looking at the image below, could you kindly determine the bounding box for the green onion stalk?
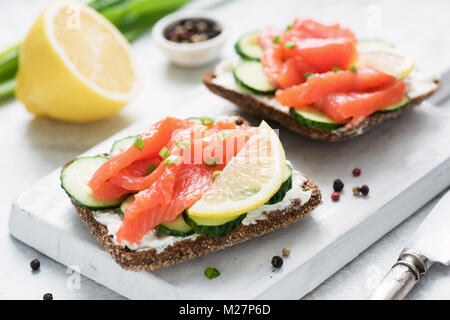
[0,0,192,100]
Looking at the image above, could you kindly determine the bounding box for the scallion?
[175,140,191,150]
[204,267,220,279]
[272,36,282,44]
[304,72,314,80]
[216,130,229,141]
[133,137,145,150]
[146,163,156,175]
[284,41,296,49]
[212,170,221,180]
[205,157,219,168]
[159,147,170,159]
[332,66,341,72]
[163,155,180,165]
[349,65,358,73]
[200,116,214,125]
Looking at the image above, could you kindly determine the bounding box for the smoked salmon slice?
[88,117,191,192]
[276,67,395,106]
[259,19,357,88]
[109,158,162,191]
[315,80,407,123]
[115,125,257,245]
[92,180,130,200]
[289,18,356,41]
[116,164,214,245]
[258,26,283,50]
[261,47,315,88]
[282,37,358,73]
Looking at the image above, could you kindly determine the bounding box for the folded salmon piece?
[315,80,407,123]
[88,117,191,192]
[276,66,395,106]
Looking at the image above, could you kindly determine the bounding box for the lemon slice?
[356,44,415,80]
[16,0,137,122]
[188,121,286,219]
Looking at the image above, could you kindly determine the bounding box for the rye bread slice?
[203,70,440,142]
[68,114,322,271]
[73,177,321,271]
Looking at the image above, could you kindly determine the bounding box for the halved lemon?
[188,121,286,219]
[356,42,415,80]
[16,0,138,122]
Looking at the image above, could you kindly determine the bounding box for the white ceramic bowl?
[152,10,229,67]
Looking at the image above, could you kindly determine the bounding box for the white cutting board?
[8,88,450,299]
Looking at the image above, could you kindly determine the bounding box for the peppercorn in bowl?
[152,10,229,67]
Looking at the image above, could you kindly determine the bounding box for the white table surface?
[1,0,449,300]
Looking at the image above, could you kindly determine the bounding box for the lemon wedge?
[356,41,415,80]
[188,121,286,220]
[16,0,137,122]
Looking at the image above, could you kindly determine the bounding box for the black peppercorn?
[30,259,40,271]
[360,185,369,196]
[43,293,53,300]
[271,256,283,268]
[333,179,344,192]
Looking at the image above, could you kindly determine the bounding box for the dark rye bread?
[68,114,322,271]
[73,178,321,271]
[203,70,440,142]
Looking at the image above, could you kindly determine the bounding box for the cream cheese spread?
[93,162,311,252]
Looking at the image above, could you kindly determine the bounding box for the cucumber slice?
[233,61,276,95]
[110,135,139,157]
[377,95,410,114]
[289,107,343,131]
[234,32,263,61]
[266,163,293,205]
[120,195,134,214]
[61,156,125,209]
[183,211,246,238]
[156,214,195,237]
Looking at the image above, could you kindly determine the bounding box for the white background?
[0,0,449,299]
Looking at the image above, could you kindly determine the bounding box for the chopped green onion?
[349,65,358,73]
[284,41,296,49]
[272,36,282,44]
[204,267,221,279]
[163,155,180,165]
[133,137,145,151]
[202,125,209,131]
[286,24,292,30]
[159,147,170,159]
[146,164,157,175]
[187,116,214,125]
[216,130,229,141]
[175,140,191,150]
[212,170,221,180]
[205,157,219,168]
[200,116,214,125]
[304,72,314,80]
[332,66,341,72]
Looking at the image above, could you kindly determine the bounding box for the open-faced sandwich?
[203,19,440,141]
[60,114,321,271]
